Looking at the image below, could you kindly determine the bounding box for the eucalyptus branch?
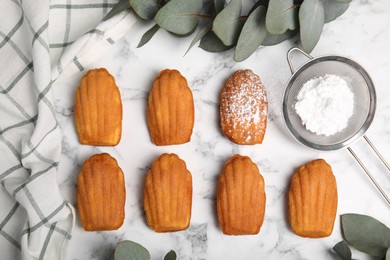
[106,0,350,61]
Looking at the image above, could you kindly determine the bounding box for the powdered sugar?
[220,70,268,143]
[295,74,354,136]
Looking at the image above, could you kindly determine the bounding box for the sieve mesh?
[283,56,376,151]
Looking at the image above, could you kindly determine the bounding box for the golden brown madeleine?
[144,153,192,232]
[220,69,268,145]
[77,153,126,231]
[74,68,122,146]
[289,159,338,238]
[217,155,266,235]
[147,69,195,146]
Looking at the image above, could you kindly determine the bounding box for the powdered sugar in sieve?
[295,74,354,136]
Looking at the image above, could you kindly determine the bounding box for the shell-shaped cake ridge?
[220,69,268,145]
[147,69,194,146]
[289,159,338,238]
[144,153,192,232]
[77,153,126,231]
[74,68,122,146]
[217,154,266,235]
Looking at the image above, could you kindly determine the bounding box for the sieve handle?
[363,135,390,172]
[347,137,390,206]
[287,47,314,74]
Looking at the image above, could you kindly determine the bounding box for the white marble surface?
[54,0,390,259]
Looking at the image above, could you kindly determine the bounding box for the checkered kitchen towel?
[0,1,136,259]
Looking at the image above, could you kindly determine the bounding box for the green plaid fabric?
[0,1,135,259]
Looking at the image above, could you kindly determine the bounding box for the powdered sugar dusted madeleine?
[220,70,268,145]
[147,69,194,146]
[74,68,122,146]
[77,153,125,231]
[144,153,192,232]
[217,155,266,235]
[289,159,338,238]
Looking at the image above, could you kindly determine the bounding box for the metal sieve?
[282,47,390,205]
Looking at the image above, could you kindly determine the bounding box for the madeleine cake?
[289,159,338,238]
[220,69,268,145]
[74,68,122,146]
[147,69,194,146]
[144,153,192,232]
[217,154,266,235]
[77,153,126,231]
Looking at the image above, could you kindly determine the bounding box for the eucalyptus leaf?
[170,30,198,38]
[257,0,271,8]
[137,24,160,48]
[333,241,352,260]
[321,0,349,23]
[199,31,233,53]
[130,0,159,20]
[114,240,151,260]
[341,214,390,257]
[103,0,130,21]
[299,0,324,53]
[214,0,225,13]
[265,0,297,35]
[155,0,202,35]
[212,0,245,46]
[185,23,212,55]
[261,29,297,46]
[234,6,267,62]
[164,250,177,260]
